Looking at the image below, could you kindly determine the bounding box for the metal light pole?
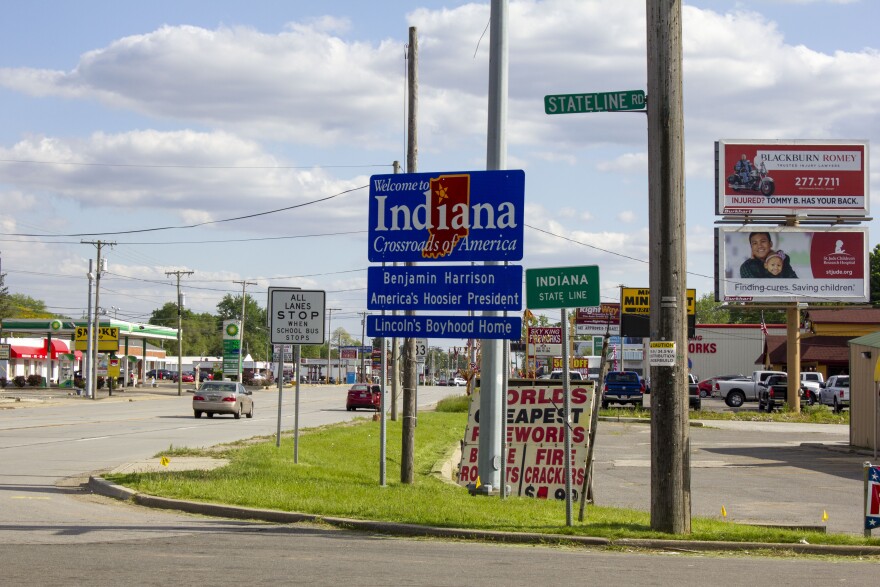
[326,308,340,384]
[233,280,257,382]
[479,0,509,494]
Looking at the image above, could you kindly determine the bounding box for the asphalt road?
[0,383,877,585]
[3,526,879,587]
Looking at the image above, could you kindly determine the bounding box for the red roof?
[805,309,880,325]
[761,335,852,366]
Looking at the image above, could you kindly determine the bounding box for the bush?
[435,394,470,413]
[0,377,6,388]
[74,376,85,389]
[27,374,43,387]
[13,376,27,388]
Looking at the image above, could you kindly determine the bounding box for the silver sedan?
[193,381,254,419]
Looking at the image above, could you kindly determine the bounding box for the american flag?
[760,312,768,336]
[867,466,880,529]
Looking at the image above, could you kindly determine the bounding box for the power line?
[0,158,391,170]
[0,229,366,246]
[0,184,368,238]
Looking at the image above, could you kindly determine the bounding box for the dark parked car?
[688,374,701,410]
[146,369,173,380]
[346,383,381,411]
[172,371,195,383]
[757,374,802,412]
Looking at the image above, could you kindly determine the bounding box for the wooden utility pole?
[401,26,418,484]
[167,270,194,395]
[83,240,115,399]
[647,0,691,534]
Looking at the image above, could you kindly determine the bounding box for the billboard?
[368,169,525,263]
[716,140,869,217]
[527,326,562,356]
[715,226,869,303]
[575,303,620,336]
[458,383,593,500]
[619,288,696,338]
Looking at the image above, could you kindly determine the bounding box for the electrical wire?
[0,184,368,238]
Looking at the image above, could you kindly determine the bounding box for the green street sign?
[526,265,600,309]
[544,90,646,114]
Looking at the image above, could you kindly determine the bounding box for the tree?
[694,293,730,324]
[216,294,269,361]
[4,293,54,319]
[870,243,880,306]
[0,265,9,320]
[149,302,222,357]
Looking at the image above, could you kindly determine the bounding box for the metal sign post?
[276,348,283,448]
[267,287,326,460]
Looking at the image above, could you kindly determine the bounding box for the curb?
[86,476,880,556]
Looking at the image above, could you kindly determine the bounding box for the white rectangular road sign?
[649,341,676,367]
[268,288,326,345]
[415,338,428,363]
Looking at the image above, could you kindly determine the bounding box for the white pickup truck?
[799,372,825,404]
[715,370,786,407]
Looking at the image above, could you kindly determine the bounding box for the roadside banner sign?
[866,466,880,530]
[268,288,326,345]
[526,265,600,309]
[367,264,522,311]
[458,383,594,500]
[544,90,646,114]
[368,169,524,263]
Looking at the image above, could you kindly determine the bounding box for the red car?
[346,384,381,411]
[173,371,195,383]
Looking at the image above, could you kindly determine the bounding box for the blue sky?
[1,0,877,343]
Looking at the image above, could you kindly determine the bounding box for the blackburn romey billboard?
[715,140,869,217]
[715,226,868,303]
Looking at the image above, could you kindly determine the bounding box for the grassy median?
[105,394,873,547]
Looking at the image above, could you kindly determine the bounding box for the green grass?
[104,394,877,548]
[600,403,849,425]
